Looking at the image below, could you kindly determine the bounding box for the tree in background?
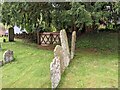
[1,2,120,33]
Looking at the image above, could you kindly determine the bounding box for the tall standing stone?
[50,57,61,89]
[60,29,70,67]
[54,45,65,74]
[8,27,14,42]
[71,31,76,59]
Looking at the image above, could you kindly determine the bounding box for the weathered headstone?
[50,57,61,89]
[0,61,3,67]
[60,29,70,67]
[71,31,76,59]
[54,45,65,74]
[3,50,14,63]
[8,27,14,42]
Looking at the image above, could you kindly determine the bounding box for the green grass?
[58,49,118,88]
[0,38,53,88]
[58,32,118,88]
[76,32,118,51]
[0,32,118,88]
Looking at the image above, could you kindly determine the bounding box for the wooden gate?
[37,32,60,45]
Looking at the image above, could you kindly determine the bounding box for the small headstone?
[50,57,61,89]
[3,39,6,42]
[71,31,76,59]
[0,43,2,51]
[8,27,14,42]
[3,50,14,63]
[0,61,3,67]
[54,45,65,73]
[60,29,70,67]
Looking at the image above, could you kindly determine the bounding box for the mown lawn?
[0,32,118,88]
[0,38,53,88]
[58,32,118,88]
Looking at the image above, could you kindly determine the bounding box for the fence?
[14,32,60,45]
[37,32,60,45]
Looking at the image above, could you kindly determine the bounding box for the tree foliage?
[1,2,120,32]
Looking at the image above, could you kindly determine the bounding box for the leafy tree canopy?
[0,2,120,32]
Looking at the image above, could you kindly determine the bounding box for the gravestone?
[60,29,70,67]
[54,45,65,73]
[3,50,14,63]
[71,31,76,59]
[3,38,6,42]
[0,43,1,51]
[0,61,3,67]
[8,27,14,42]
[50,57,61,89]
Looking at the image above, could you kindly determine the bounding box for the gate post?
[50,33,53,44]
[37,31,40,45]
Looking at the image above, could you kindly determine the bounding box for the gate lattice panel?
[39,32,60,45]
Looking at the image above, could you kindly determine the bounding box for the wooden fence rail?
[37,32,60,45]
[14,32,60,45]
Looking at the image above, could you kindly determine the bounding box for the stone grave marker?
[60,29,70,67]
[8,27,14,42]
[0,43,2,51]
[0,61,3,67]
[54,45,65,73]
[3,50,14,63]
[71,31,76,59]
[50,57,61,89]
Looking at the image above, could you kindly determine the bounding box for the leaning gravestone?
[60,29,70,67]
[50,57,61,89]
[3,50,14,63]
[54,45,65,74]
[8,27,14,42]
[71,31,76,59]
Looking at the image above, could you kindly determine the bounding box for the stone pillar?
[60,29,70,67]
[8,27,14,42]
[71,31,76,59]
[50,57,61,89]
